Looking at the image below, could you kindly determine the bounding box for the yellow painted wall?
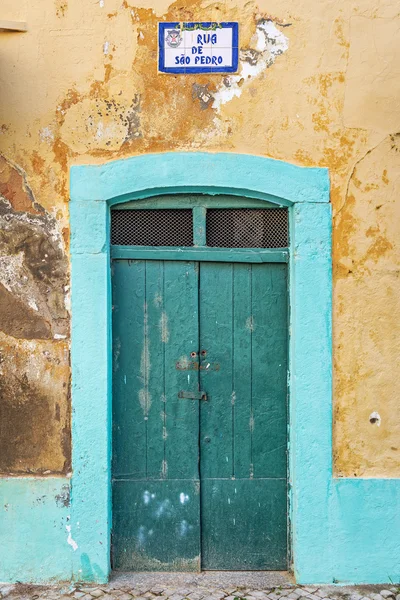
[0,0,399,477]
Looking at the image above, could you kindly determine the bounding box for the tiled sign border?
[158,22,239,74]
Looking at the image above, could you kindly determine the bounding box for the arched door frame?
[70,152,331,582]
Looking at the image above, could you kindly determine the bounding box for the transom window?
[110,195,289,249]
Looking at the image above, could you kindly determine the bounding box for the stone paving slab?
[0,573,399,600]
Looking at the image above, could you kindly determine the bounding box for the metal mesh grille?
[206,208,289,248]
[111,209,193,246]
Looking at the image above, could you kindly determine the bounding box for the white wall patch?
[213,20,289,111]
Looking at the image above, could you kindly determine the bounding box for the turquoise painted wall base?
[1,477,399,583]
[295,479,400,584]
[0,479,72,583]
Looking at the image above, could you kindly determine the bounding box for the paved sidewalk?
[1,572,399,600]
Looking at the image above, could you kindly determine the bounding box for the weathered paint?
[0,154,70,475]
[0,147,398,583]
[289,201,333,583]
[0,334,71,474]
[68,151,400,585]
[111,246,288,263]
[0,478,71,581]
[0,0,399,481]
[199,261,288,569]
[68,152,333,583]
[1,0,399,577]
[70,153,327,203]
[112,256,288,570]
[112,259,201,571]
[333,134,400,477]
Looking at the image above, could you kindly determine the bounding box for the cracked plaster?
[0,0,399,476]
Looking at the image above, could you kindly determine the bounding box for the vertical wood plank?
[232,263,253,479]
[145,260,166,478]
[112,259,146,478]
[201,479,287,570]
[164,261,200,480]
[199,262,233,479]
[251,263,288,478]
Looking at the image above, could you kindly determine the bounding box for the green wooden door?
[112,260,201,571]
[112,259,288,571]
[199,263,288,569]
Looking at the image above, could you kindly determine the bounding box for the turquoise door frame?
[69,152,332,582]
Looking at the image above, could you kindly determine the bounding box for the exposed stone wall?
[0,0,399,476]
[0,155,70,473]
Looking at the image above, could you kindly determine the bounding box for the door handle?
[178,390,207,401]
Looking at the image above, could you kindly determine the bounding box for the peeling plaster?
[213,20,289,111]
[0,153,70,474]
[192,83,214,110]
[0,194,69,339]
[0,0,399,483]
[39,127,55,144]
[0,333,70,474]
[66,523,78,551]
[0,0,399,584]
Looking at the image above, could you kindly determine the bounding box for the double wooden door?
[112,259,288,571]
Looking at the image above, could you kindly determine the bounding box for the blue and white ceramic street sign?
[158,22,239,74]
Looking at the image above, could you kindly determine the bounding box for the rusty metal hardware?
[178,390,207,400]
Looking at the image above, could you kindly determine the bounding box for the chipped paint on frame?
[69,151,332,583]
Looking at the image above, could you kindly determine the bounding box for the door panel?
[199,263,234,480]
[162,261,200,480]
[113,479,200,571]
[251,264,288,479]
[199,262,288,570]
[231,264,253,479]
[112,259,148,479]
[200,479,287,570]
[112,260,201,571]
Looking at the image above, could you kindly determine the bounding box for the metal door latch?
[178,390,207,400]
